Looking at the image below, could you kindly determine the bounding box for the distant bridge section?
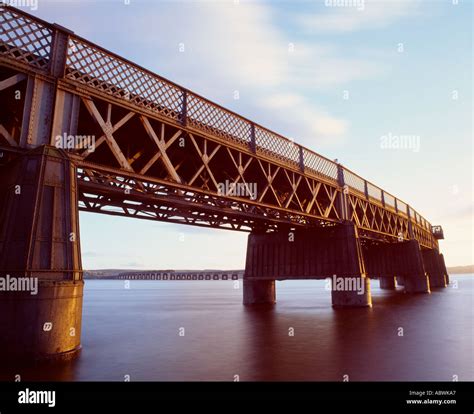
[105,271,242,280]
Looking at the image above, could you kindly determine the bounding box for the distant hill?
[447,265,474,274]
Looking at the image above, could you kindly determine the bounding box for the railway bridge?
[0,6,448,361]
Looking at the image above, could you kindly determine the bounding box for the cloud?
[297,0,422,33]
[434,203,474,224]
[125,1,287,90]
[262,93,304,109]
[86,1,356,143]
[287,44,387,89]
[259,93,348,145]
[83,251,100,257]
[31,0,408,145]
[119,261,144,268]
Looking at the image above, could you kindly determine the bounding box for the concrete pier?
[243,279,276,305]
[243,222,372,307]
[400,240,431,293]
[380,277,396,290]
[363,239,430,294]
[440,254,450,285]
[422,249,448,288]
[332,276,372,307]
[404,274,430,293]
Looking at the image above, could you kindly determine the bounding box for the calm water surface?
[5,275,474,381]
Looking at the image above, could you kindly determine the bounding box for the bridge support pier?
[243,279,276,305]
[0,146,83,362]
[379,277,396,289]
[399,240,430,293]
[363,239,430,294]
[331,276,371,307]
[243,222,371,307]
[404,274,430,293]
[422,249,448,288]
[440,254,449,285]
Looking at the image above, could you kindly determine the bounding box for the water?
[4,275,474,381]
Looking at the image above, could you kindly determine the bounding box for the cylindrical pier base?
[404,274,430,294]
[331,277,372,307]
[0,280,84,362]
[380,277,396,289]
[243,279,276,305]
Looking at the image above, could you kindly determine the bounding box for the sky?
[25,0,473,269]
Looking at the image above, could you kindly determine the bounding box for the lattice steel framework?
[0,5,439,249]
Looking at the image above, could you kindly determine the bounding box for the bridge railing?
[0,5,434,240]
[0,5,52,70]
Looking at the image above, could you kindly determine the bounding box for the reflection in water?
[1,276,473,381]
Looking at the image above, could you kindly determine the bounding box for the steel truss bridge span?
[0,5,440,249]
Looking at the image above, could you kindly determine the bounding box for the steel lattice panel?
[186,93,251,147]
[0,6,52,69]
[303,149,338,182]
[66,38,184,121]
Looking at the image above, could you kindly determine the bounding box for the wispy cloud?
[297,0,421,33]
[259,92,348,145]
[124,1,373,143]
[33,0,412,146]
[119,261,145,268]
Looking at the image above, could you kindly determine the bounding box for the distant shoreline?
[83,266,473,279]
[447,265,474,274]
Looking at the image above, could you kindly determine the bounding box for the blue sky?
[28,0,472,268]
